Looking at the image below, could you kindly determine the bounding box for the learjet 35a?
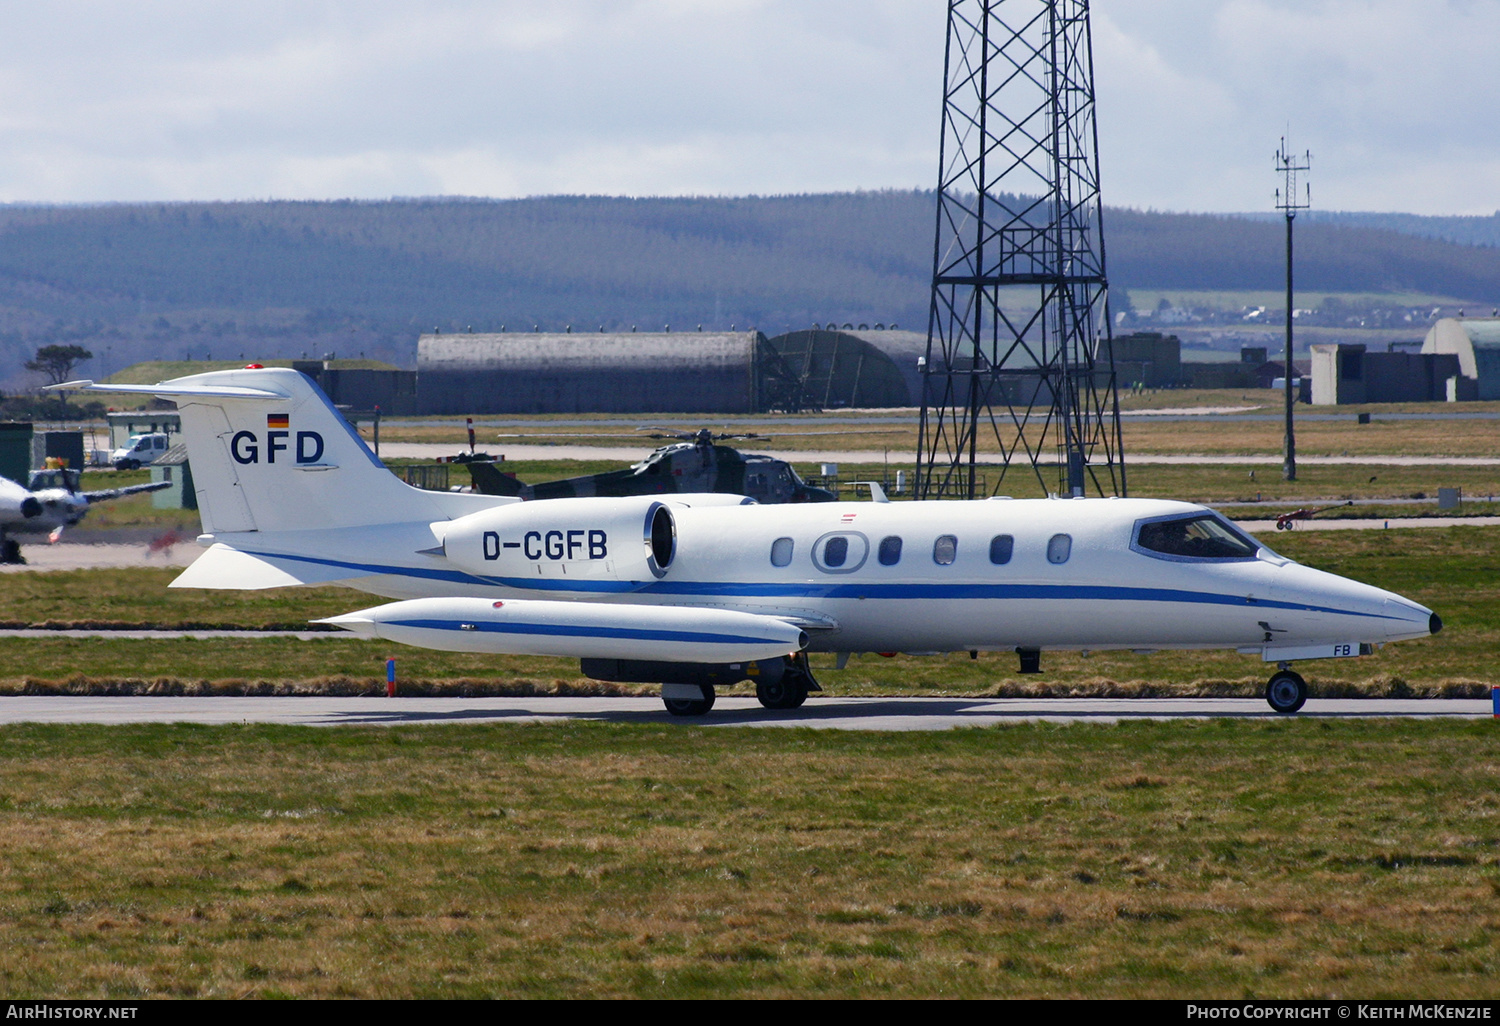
[57,367,1440,715]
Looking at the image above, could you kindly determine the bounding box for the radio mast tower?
[915,0,1124,499]
[1275,137,1310,482]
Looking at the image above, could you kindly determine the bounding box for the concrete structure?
[1112,332,1182,388]
[762,329,919,410]
[417,328,932,414]
[417,331,769,415]
[1309,344,1464,405]
[1421,317,1500,399]
[294,362,418,415]
[31,431,84,472]
[0,422,30,485]
[1183,357,1259,390]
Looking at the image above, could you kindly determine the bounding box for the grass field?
[349,397,1500,461]
[2,719,1498,998]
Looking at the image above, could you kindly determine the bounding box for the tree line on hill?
[0,192,1495,386]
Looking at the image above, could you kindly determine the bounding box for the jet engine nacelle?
[437,496,676,590]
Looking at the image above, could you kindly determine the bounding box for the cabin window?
[770,537,794,567]
[1133,513,1260,561]
[878,536,903,566]
[989,534,1013,565]
[823,536,849,567]
[812,532,869,573]
[933,535,957,565]
[1047,534,1072,564]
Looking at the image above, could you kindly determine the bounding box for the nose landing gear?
[1265,669,1308,714]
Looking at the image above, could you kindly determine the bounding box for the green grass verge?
[105,359,396,385]
[2,719,1499,998]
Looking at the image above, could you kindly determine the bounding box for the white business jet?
[56,367,1440,716]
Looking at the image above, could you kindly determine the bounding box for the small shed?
[150,443,197,510]
[0,422,32,485]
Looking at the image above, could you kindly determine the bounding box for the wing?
[81,481,172,504]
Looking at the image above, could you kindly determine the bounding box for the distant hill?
[0,193,1495,386]
[1243,210,1500,250]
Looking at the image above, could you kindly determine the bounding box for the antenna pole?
[1275,137,1310,483]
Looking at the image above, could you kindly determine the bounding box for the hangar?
[1420,316,1500,400]
[415,328,925,414]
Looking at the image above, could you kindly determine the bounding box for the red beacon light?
[244,363,264,369]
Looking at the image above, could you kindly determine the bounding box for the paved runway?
[0,695,1488,729]
[0,541,200,572]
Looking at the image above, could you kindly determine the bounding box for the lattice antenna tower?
[915,0,1125,499]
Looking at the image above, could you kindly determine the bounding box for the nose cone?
[1272,562,1434,644]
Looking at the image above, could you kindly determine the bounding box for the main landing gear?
[656,653,821,717]
[1265,668,1308,714]
[755,652,818,710]
[0,538,22,565]
[663,683,716,717]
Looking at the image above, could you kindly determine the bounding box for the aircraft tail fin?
[57,369,503,535]
[465,460,525,497]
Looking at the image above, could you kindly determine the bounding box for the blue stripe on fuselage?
[386,618,781,646]
[237,548,1413,623]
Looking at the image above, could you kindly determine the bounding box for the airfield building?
[1309,343,1466,405]
[416,330,770,415]
[1419,317,1500,400]
[415,328,926,414]
[761,328,921,411]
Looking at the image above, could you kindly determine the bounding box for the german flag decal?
[267,413,290,429]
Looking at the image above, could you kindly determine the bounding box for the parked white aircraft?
[0,469,168,563]
[57,367,1440,715]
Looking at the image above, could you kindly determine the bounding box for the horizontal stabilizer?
[50,379,289,400]
[170,543,376,590]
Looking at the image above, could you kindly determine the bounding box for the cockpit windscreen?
[1134,514,1260,561]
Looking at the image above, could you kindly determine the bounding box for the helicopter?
[462,429,836,504]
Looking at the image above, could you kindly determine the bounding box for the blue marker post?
[1492,686,1499,720]
[386,657,397,698]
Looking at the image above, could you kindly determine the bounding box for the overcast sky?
[0,1,1493,215]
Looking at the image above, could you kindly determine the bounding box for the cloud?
[0,2,1492,213]
[1095,0,1500,213]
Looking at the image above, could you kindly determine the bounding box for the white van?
[110,433,170,470]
